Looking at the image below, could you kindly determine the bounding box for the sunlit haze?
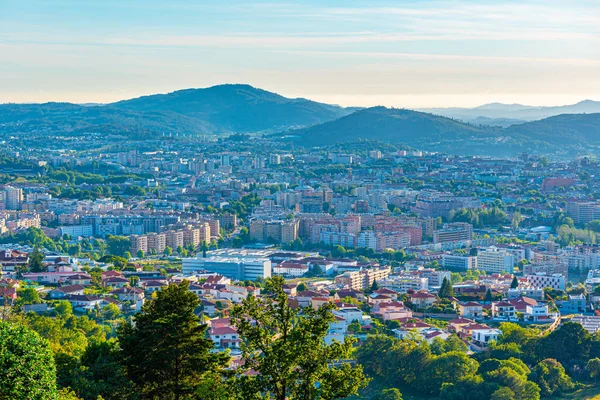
[2,0,600,107]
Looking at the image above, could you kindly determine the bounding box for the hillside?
[289,107,600,156]
[505,113,600,145]
[0,84,352,138]
[111,84,351,133]
[290,106,490,147]
[0,103,212,137]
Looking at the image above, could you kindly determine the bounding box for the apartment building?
[433,223,473,243]
[443,254,477,270]
[250,219,299,244]
[477,247,515,274]
[334,267,390,290]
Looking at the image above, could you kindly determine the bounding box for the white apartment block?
[443,254,477,270]
[526,273,565,291]
[477,247,515,274]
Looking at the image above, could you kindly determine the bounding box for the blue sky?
[1,0,599,107]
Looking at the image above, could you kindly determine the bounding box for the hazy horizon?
[2,0,600,108]
[2,84,600,110]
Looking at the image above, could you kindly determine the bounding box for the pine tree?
[28,247,45,273]
[485,288,493,302]
[439,277,454,298]
[511,276,519,289]
[118,281,228,399]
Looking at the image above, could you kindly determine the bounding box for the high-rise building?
[433,223,473,243]
[477,247,515,274]
[5,186,23,210]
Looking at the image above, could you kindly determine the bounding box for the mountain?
[471,116,526,128]
[288,106,491,148]
[0,102,212,137]
[289,106,600,156]
[420,100,600,124]
[505,113,600,146]
[0,84,352,137]
[111,84,351,133]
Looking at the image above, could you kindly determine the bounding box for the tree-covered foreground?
[4,277,600,399]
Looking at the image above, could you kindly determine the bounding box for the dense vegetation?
[4,278,368,400]
[355,321,600,399]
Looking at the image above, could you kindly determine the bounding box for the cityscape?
[2,1,600,400]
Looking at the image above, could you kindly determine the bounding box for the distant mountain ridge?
[0,84,352,137]
[420,100,600,124]
[2,85,600,156]
[289,106,600,156]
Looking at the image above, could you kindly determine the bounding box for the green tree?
[0,322,58,399]
[164,246,173,256]
[106,235,131,257]
[418,351,479,394]
[118,281,228,399]
[136,249,144,258]
[55,300,73,317]
[485,289,493,302]
[372,388,403,400]
[231,276,369,400]
[102,303,121,320]
[16,287,43,306]
[29,247,46,272]
[297,282,308,293]
[530,358,574,396]
[439,277,454,298]
[490,387,515,400]
[588,358,600,383]
[511,276,519,289]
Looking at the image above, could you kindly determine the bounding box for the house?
[209,325,240,349]
[392,321,432,339]
[372,288,399,301]
[103,277,130,288]
[296,290,330,308]
[334,306,371,326]
[372,301,413,321]
[471,328,502,349]
[311,297,332,310]
[524,304,551,322]
[273,262,309,277]
[507,296,538,313]
[65,294,103,311]
[456,323,492,340]
[369,294,392,306]
[447,318,475,333]
[0,286,17,304]
[201,299,216,316]
[48,284,85,299]
[0,249,29,271]
[556,294,586,314]
[458,301,483,319]
[141,280,167,293]
[102,270,123,282]
[335,289,366,302]
[421,328,451,343]
[204,275,231,285]
[22,272,87,284]
[491,301,516,319]
[282,283,298,297]
[65,273,92,286]
[110,286,145,302]
[408,291,437,309]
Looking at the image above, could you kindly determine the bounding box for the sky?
[1,0,600,108]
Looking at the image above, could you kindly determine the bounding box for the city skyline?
[2,0,600,107]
